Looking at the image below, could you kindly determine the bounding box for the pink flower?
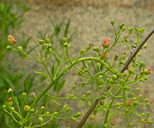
[102,37,111,48]
[147,68,151,74]
[125,100,132,106]
[99,52,109,60]
[8,35,16,45]
[110,119,115,126]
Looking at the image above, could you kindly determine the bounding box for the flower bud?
[22,92,27,98]
[86,45,91,51]
[122,26,126,31]
[114,52,118,61]
[8,88,13,93]
[86,91,91,96]
[8,35,16,45]
[110,119,115,126]
[110,20,115,25]
[41,106,45,110]
[63,37,67,43]
[48,44,52,48]
[125,100,132,107]
[3,105,6,109]
[65,107,70,112]
[45,38,50,43]
[37,52,40,57]
[102,37,110,48]
[112,75,117,80]
[98,85,103,90]
[31,92,36,99]
[63,42,68,47]
[80,49,85,55]
[72,84,76,90]
[39,117,43,122]
[24,105,30,111]
[93,47,99,52]
[6,46,13,50]
[8,97,13,106]
[147,68,151,74]
[38,39,45,44]
[128,67,134,74]
[89,115,94,120]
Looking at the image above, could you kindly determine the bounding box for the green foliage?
[3,15,153,128]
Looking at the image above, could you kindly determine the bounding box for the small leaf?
[46,94,61,105]
[34,71,50,79]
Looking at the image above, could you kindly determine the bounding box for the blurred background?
[0,0,154,127]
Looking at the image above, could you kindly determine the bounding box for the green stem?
[21,57,123,127]
[123,87,130,128]
[103,82,125,124]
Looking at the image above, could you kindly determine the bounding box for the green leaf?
[34,71,50,79]
[46,94,61,105]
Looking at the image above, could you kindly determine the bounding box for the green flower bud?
[6,46,13,50]
[98,85,103,90]
[48,44,52,48]
[18,46,22,51]
[41,106,45,110]
[141,113,145,116]
[74,112,81,117]
[133,101,138,106]
[67,44,71,49]
[38,39,45,44]
[53,112,58,116]
[24,105,30,111]
[103,124,108,128]
[140,61,145,67]
[8,88,13,93]
[110,20,115,25]
[138,94,143,98]
[99,79,104,84]
[87,61,91,67]
[80,49,85,55]
[146,112,150,116]
[146,103,150,107]
[87,91,91,95]
[45,38,50,43]
[65,107,70,112]
[122,26,126,31]
[112,75,117,80]
[3,105,6,109]
[30,109,35,113]
[39,117,43,122]
[63,37,67,43]
[72,84,76,90]
[22,92,27,98]
[93,47,99,52]
[63,42,68,47]
[144,98,148,102]
[86,45,91,51]
[136,88,139,91]
[114,53,118,61]
[81,82,86,86]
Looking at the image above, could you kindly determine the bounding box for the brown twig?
[76,27,154,128]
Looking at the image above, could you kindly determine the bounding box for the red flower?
[147,68,151,74]
[102,37,111,48]
[8,35,16,45]
[110,119,115,126]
